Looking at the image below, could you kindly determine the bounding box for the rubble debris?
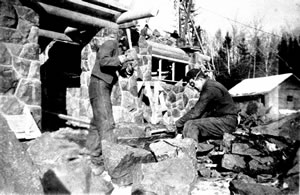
[26,128,114,194]
[229,179,281,195]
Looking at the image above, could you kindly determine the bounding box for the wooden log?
[116,7,159,24]
[83,0,129,12]
[39,29,79,44]
[38,2,119,29]
[40,0,121,21]
[148,41,190,62]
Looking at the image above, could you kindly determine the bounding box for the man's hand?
[125,49,138,61]
[118,49,138,64]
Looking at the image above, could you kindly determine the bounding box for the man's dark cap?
[183,69,206,85]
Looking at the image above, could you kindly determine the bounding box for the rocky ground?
[0,112,299,194]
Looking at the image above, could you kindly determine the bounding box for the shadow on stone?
[41,169,70,194]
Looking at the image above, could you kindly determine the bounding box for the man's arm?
[176,88,214,128]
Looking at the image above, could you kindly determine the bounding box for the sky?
[194,0,300,36]
[127,0,300,37]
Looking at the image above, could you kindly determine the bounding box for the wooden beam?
[116,7,159,24]
[38,2,119,29]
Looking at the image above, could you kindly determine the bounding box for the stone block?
[176,99,185,110]
[142,55,148,65]
[27,26,39,43]
[173,85,184,93]
[0,42,12,65]
[121,91,137,111]
[183,93,188,107]
[0,66,19,94]
[249,156,274,174]
[16,79,41,106]
[232,143,261,156]
[160,82,173,92]
[167,91,176,103]
[102,140,155,186]
[19,43,39,60]
[0,113,43,194]
[221,154,246,172]
[14,5,39,25]
[0,27,24,43]
[0,95,24,115]
[172,108,180,118]
[223,133,236,150]
[0,1,18,28]
[28,60,40,79]
[132,156,197,195]
[5,43,23,56]
[176,92,183,101]
[229,179,281,195]
[28,105,41,129]
[17,19,32,36]
[13,56,31,77]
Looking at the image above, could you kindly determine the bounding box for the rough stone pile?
[0,112,299,194]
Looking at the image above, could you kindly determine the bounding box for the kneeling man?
[176,69,239,142]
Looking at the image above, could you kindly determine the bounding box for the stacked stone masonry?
[0,0,41,138]
[66,33,198,126]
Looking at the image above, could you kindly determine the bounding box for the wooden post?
[172,62,175,81]
[126,28,133,49]
[158,59,162,80]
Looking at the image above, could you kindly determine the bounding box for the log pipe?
[148,41,190,62]
[38,29,79,44]
[38,2,119,29]
[47,0,121,21]
[116,7,159,24]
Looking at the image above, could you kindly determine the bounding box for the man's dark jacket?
[91,40,122,84]
[176,79,238,128]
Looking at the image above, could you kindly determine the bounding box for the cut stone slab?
[3,106,41,139]
[132,156,197,195]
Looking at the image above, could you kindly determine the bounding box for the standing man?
[175,69,239,142]
[85,29,137,167]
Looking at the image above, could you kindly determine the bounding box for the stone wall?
[66,33,198,126]
[0,0,41,139]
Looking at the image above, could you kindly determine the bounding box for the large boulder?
[102,140,156,186]
[27,128,113,194]
[0,113,43,194]
[132,156,197,195]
